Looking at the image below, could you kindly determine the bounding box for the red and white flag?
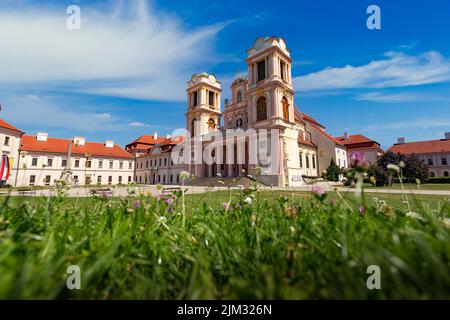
[0,155,10,181]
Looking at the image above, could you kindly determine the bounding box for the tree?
[323,159,341,182]
[376,151,429,184]
[367,164,388,186]
[377,151,404,170]
[403,154,429,183]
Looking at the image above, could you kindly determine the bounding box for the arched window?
[444,171,449,177]
[208,118,216,130]
[256,96,267,122]
[236,117,243,128]
[282,96,289,121]
[191,118,197,137]
[430,171,435,177]
[237,90,242,103]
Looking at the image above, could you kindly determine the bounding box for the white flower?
[180,171,190,181]
[387,164,400,173]
[158,256,162,265]
[405,211,423,220]
[205,239,209,246]
[244,197,253,205]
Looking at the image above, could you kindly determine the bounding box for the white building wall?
[335,147,348,169]
[15,152,134,187]
[417,153,450,177]
[135,152,185,185]
[0,128,22,186]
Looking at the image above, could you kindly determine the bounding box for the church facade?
[182,36,348,186]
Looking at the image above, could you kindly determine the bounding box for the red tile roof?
[21,135,133,159]
[308,122,345,147]
[298,136,316,148]
[301,113,325,128]
[0,118,24,134]
[128,134,169,146]
[293,106,325,128]
[293,106,343,147]
[335,134,381,150]
[141,136,185,156]
[389,139,450,155]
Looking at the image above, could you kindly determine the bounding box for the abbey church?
[182,36,348,186]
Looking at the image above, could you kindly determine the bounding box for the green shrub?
[323,159,341,182]
[426,177,450,183]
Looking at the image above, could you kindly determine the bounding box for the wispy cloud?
[1,94,127,133]
[355,92,424,103]
[0,0,227,101]
[364,117,450,131]
[355,91,450,103]
[128,121,145,127]
[294,51,450,92]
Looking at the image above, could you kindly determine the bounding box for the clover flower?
[132,200,141,209]
[350,151,365,167]
[359,206,366,216]
[166,197,174,206]
[222,202,230,211]
[311,185,325,195]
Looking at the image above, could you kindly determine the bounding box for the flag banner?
[0,155,10,181]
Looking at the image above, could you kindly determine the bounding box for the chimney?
[73,136,85,146]
[105,140,114,148]
[397,137,405,144]
[344,132,350,140]
[36,132,48,142]
[445,132,450,140]
[153,132,158,140]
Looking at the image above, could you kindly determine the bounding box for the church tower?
[245,37,301,186]
[246,36,294,128]
[186,72,222,138]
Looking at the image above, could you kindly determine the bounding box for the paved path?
[2,184,450,198]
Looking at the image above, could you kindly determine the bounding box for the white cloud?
[365,118,450,131]
[1,94,127,133]
[0,0,226,101]
[355,92,423,103]
[128,121,145,127]
[294,51,450,92]
[96,113,112,119]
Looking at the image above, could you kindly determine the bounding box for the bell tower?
[245,37,302,187]
[246,36,294,128]
[186,72,222,138]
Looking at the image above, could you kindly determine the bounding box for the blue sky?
[1,0,449,149]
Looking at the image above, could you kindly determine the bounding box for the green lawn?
[0,188,449,299]
[359,183,450,191]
